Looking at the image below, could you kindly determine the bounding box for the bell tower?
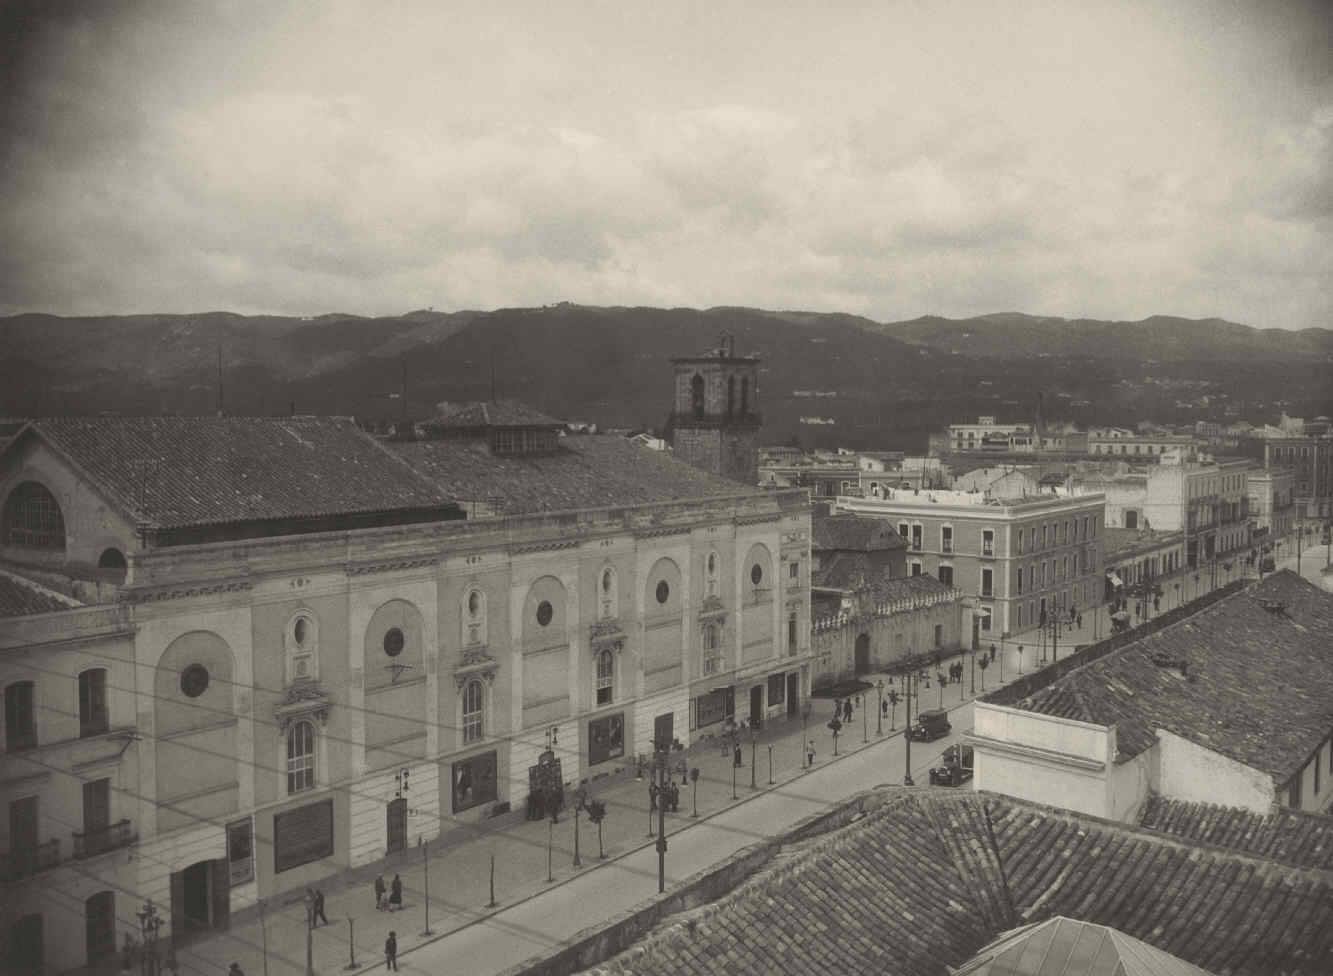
[667,333,761,484]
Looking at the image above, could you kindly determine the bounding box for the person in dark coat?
[374,873,386,910]
[843,698,853,723]
[389,874,403,911]
[313,888,328,926]
[670,781,680,812]
[385,931,399,972]
[228,964,245,976]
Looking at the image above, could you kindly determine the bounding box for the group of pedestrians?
[374,872,405,911]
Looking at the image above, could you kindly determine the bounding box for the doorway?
[749,685,763,729]
[183,861,212,930]
[786,673,799,716]
[654,712,674,749]
[854,634,871,675]
[10,914,42,974]
[85,892,115,968]
[387,798,408,854]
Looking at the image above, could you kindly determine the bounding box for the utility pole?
[903,671,914,786]
[420,835,433,936]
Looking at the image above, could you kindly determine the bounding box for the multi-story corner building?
[1259,433,1333,520]
[0,413,812,973]
[1087,429,1199,458]
[834,488,1105,638]
[1247,468,1297,541]
[946,417,1034,454]
[667,335,761,485]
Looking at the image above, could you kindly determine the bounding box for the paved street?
[172,546,1333,976]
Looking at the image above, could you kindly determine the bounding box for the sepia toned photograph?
[1,2,1330,974]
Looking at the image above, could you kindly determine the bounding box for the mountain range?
[3,307,1330,452]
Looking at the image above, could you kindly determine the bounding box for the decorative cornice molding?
[346,556,438,577]
[121,579,253,604]
[512,539,582,555]
[634,525,693,540]
[274,679,332,733]
[589,619,627,654]
[735,514,778,527]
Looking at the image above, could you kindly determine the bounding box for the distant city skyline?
[1,1,1329,329]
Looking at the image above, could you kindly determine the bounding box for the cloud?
[0,0,1330,328]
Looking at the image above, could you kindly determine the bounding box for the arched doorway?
[854,634,871,675]
[171,859,229,944]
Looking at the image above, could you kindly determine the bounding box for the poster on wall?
[588,712,624,765]
[274,799,333,873]
[226,817,254,885]
[453,751,498,813]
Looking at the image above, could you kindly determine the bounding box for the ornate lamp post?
[689,766,701,817]
[875,679,884,735]
[136,900,163,976]
[970,645,977,693]
[571,783,589,867]
[649,736,682,893]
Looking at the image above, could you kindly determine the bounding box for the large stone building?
[969,572,1333,823]
[0,413,811,973]
[835,488,1105,639]
[667,335,761,485]
[1257,431,1333,521]
[1247,467,1296,541]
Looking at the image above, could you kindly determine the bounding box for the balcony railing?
[981,544,995,557]
[73,819,136,859]
[1,839,59,882]
[942,541,953,553]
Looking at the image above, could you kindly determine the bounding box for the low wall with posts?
[500,788,892,976]
[982,579,1247,708]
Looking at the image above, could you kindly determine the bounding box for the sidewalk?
[174,645,992,976]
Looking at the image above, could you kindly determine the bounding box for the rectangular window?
[768,673,786,706]
[274,799,334,873]
[83,778,111,834]
[1016,567,1024,594]
[982,530,994,556]
[595,652,614,706]
[79,670,109,738]
[981,568,993,597]
[5,681,36,751]
[1042,525,1049,547]
[789,561,799,581]
[941,526,953,553]
[588,713,624,766]
[1289,775,1303,810]
[1016,605,1024,628]
[897,522,909,542]
[980,607,992,632]
[933,624,943,647]
[788,613,798,654]
[693,690,727,729]
[911,562,922,577]
[227,818,255,886]
[911,525,923,551]
[938,565,953,586]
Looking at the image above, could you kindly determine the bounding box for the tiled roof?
[957,916,1215,976]
[8,418,457,530]
[1139,796,1333,871]
[1015,572,1333,782]
[583,791,1333,976]
[391,435,756,515]
[0,570,78,618]
[812,513,906,552]
[430,399,563,428]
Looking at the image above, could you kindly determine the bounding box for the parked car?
[929,744,974,787]
[908,708,951,742]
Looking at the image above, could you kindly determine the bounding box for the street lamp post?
[571,783,589,867]
[649,736,681,893]
[936,671,946,708]
[828,710,842,756]
[137,900,163,976]
[859,694,868,743]
[875,679,884,735]
[903,669,923,786]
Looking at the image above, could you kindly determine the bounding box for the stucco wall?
[1157,729,1275,814]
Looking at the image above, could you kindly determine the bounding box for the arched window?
[287,720,316,794]
[595,649,614,705]
[3,482,65,550]
[97,548,126,583]
[599,567,617,620]
[464,588,486,645]
[462,680,484,744]
[78,669,108,737]
[690,374,705,418]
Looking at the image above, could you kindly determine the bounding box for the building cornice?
[964,731,1108,773]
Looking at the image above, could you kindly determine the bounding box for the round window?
[294,617,308,646]
[536,600,554,626]
[468,591,481,616]
[655,580,670,604]
[180,664,210,698]
[751,564,764,586]
[383,627,405,657]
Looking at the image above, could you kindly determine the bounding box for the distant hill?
[2,306,1329,451]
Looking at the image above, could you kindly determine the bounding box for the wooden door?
[749,685,763,728]
[387,798,408,854]
[85,891,115,967]
[9,914,42,974]
[854,634,870,675]
[653,712,674,749]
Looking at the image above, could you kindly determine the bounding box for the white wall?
[1156,730,1275,814]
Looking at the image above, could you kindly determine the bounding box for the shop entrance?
[172,859,229,943]
[387,798,408,854]
[786,673,799,716]
[749,685,763,729]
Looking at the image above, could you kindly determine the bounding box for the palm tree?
[586,800,608,859]
[978,655,990,690]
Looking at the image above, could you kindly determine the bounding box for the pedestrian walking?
[1077,613,1083,630]
[670,781,680,812]
[881,698,888,720]
[733,742,743,767]
[389,873,403,911]
[374,873,386,910]
[313,888,328,926]
[228,965,245,976]
[385,931,399,972]
[843,698,852,723]
[806,739,816,766]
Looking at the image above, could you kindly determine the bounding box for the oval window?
[536,600,554,626]
[294,617,308,646]
[468,591,481,616]
[751,564,764,586]
[180,664,210,698]
[383,627,405,657]
[602,569,612,593]
[655,580,670,604]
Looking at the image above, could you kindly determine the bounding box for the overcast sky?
[1,0,1329,328]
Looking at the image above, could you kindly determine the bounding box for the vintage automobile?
[929,744,974,787]
[907,707,952,742]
